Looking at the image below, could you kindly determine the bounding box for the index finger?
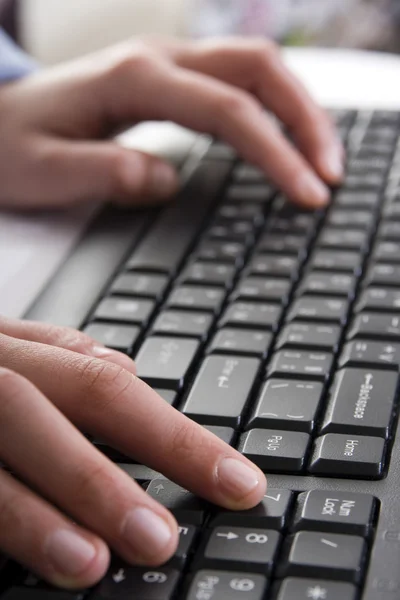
[1,335,267,511]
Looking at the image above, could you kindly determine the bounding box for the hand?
[0,317,266,589]
[0,37,343,210]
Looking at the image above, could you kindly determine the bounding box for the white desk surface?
[2,48,400,319]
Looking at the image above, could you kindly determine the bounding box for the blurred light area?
[20,0,400,65]
[21,0,186,64]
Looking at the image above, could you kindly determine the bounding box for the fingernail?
[46,530,96,576]
[323,145,344,181]
[122,507,173,559]
[217,458,262,501]
[150,163,178,197]
[91,345,137,374]
[297,171,330,207]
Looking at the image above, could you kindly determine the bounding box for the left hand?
[0,36,343,210]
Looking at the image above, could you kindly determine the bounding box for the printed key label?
[322,497,356,518]
[230,578,256,592]
[267,435,283,452]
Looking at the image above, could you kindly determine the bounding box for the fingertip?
[293,170,330,209]
[318,143,345,185]
[47,533,110,590]
[216,457,267,510]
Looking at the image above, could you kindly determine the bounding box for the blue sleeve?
[0,29,38,82]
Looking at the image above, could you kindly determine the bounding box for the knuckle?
[76,357,136,412]
[0,367,24,396]
[108,43,159,80]
[73,460,118,503]
[0,487,27,531]
[169,421,204,462]
[215,90,256,121]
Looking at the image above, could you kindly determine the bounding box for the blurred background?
[2,0,400,64]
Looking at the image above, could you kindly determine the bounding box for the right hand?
[0,317,266,589]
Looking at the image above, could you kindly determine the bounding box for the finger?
[155,37,344,184]
[101,51,329,207]
[0,468,109,589]
[1,336,267,510]
[18,136,179,208]
[0,367,179,568]
[0,316,136,375]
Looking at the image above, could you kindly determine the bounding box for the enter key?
[321,368,398,438]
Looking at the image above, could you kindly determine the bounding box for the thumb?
[25,140,180,208]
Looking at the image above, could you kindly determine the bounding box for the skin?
[0,37,344,589]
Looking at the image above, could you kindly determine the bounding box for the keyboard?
[2,108,400,599]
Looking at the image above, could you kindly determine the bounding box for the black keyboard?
[3,108,400,599]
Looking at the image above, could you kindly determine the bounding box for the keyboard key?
[335,190,380,209]
[235,277,291,303]
[168,524,198,568]
[269,206,316,235]
[348,312,400,342]
[83,323,140,352]
[154,389,177,406]
[135,337,199,389]
[208,220,255,243]
[268,350,333,381]
[209,329,272,358]
[309,434,385,478]
[94,565,180,600]
[197,240,245,264]
[378,221,400,241]
[152,310,212,338]
[146,480,206,525]
[239,429,310,472]
[117,464,162,483]
[227,183,273,204]
[182,262,236,287]
[167,287,225,313]
[94,297,154,325]
[327,209,373,230]
[321,368,397,437]
[212,489,293,529]
[111,273,168,299]
[287,297,348,324]
[186,570,267,600]
[277,578,357,600]
[373,240,400,263]
[344,172,384,190]
[309,251,362,273]
[125,159,231,274]
[203,426,236,445]
[357,287,400,312]
[220,302,281,330]
[276,323,340,351]
[279,531,366,583]
[234,163,267,183]
[293,490,375,536]
[339,340,400,370]
[246,379,322,433]
[249,255,297,278]
[318,228,368,250]
[217,201,264,222]
[197,527,280,575]
[365,263,400,286]
[183,356,259,427]
[258,233,305,256]
[298,272,355,297]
